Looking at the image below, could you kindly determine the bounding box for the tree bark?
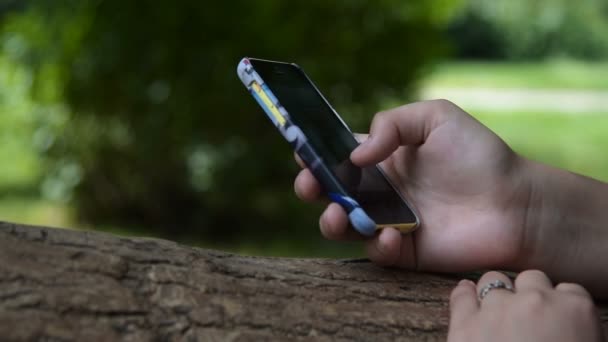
[0,221,606,341]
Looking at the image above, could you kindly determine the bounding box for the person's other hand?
[294,100,533,271]
[448,270,604,342]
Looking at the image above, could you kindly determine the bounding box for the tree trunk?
[0,221,606,341]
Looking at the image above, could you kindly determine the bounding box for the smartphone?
[237,57,419,236]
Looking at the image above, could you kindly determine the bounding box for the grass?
[420,59,608,182]
[0,197,73,229]
[475,111,608,183]
[380,109,608,182]
[422,59,608,90]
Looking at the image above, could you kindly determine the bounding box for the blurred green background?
[1,0,607,258]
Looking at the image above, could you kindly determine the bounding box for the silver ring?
[478,280,515,300]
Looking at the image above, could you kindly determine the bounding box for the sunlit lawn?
[476,111,608,183]
[421,60,608,182]
[423,60,608,90]
[2,59,608,256]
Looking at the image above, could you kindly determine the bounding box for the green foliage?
[0,52,40,192]
[447,0,608,60]
[2,1,454,243]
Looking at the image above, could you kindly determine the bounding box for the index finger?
[350,100,452,166]
[295,133,369,169]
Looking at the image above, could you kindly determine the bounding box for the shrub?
[3,0,457,243]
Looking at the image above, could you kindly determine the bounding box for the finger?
[319,203,364,241]
[395,232,416,269]
[449,279,479,329]
[294,169,322,202]
[295,135,368,166]
[297,135,367,166]
[515,270,553,292]
[351,100,452,166]
[555,282,593,299]
[293,133,369,169]
[477,271,515,305]
[364,227,402,266]
[353,133,369,143]
[294,152,306,169]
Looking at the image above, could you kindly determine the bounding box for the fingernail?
[458,279,474,286]
[319,215,326,232]
[378,229,392,252]
[360,135,373,147]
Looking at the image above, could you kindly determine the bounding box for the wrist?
[512,158,560,271]
[514,157,608,298]
[506,156,543,271]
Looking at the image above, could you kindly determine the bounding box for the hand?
[448,270,604,342]
[295,100,533,271]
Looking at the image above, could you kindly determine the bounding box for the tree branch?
[0,221,606,341]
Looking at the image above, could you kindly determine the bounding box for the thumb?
[350,100,451,166]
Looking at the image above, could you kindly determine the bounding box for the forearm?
[520,158,608,298]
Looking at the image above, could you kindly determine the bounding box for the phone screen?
[251,59,417,226]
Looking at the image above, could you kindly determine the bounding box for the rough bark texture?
[0,221,606,341]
